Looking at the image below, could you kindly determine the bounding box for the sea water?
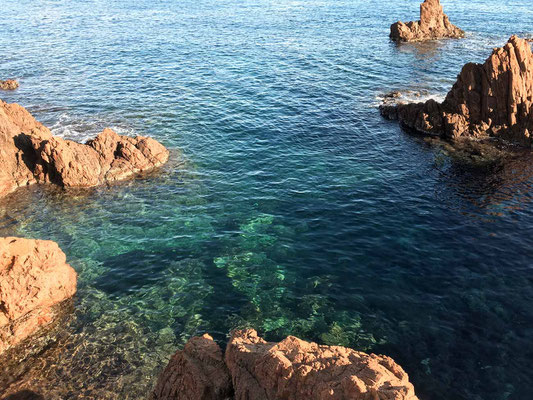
[1,1,533,399]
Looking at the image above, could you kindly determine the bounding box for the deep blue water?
[1,1,533,399]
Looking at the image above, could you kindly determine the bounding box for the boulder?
[0,80,19,91]
[225,329,419,400]
[0,237,77,355]
[390,0,464,42]
[380,36,533,146]
[153,329,419,400]
[0,100,170,197]
[152,334,233,400]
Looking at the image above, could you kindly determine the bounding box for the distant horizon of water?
[1,1,533,399]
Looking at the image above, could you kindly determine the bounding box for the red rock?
[381,36,533,146]
[0,80,19,90]
[0,237,77,355]
[152,334,233,400]
[0,100,170,197]
[225,329,419,400]
[390,0,464,42]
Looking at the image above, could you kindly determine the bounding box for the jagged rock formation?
[0,100,169,198]
[381,36,533,146]
[390,0,464,42]
[0,80,19,91]
[152,334,233,400]
[0,237,77,355]
[153,329,418,400]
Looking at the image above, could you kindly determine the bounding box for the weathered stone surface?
[225,329,418,400]
[0,237,77,355]
[152,334,233,400]
[390,0,464,42]
[154,330,419,400]
[381,36,533,147]
[0,101,56,196]
[0,100,170,197]
[0,80,19,90]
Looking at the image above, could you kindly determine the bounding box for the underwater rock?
[381,36,533,147]
[0,80,19,90]
[154,329,418,400]
[152,334,233,400]
[0,237,77,355]
[0,100,169,197]
[390,0,464,42]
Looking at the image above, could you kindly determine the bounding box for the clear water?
[1,1,533,399]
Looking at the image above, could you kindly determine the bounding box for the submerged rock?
[0,237,77,355]
[0,80,19,91]
[154,329,418,400]
[0,100,170,198]
[390,0,464,42]
[380,36,533,147]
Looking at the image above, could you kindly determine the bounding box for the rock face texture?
[390,0,464,42]
[0,237,77,355]
[0,100,169,198]
[152,334,233,400]
[0,80,19,90]
[381,36,533,146]
[154,329,418,400]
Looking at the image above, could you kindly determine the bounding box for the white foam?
[49,113,136,143]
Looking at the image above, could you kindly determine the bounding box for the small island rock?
[0,80,19,90]
[390,0,464,42]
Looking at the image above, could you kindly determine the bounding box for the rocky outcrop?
[380,36,533,146]
[0,80,19,91]
[152,334,233,400]
[390,0,464,42]
[0,237,77,355]
[0,100,169,198]
[154,329,418,400]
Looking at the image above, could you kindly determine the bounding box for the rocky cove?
[2,0,533,399]
[0,103,419,398]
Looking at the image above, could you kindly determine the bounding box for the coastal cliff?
[390,0,464,42]
[153,329,419,400]
[381,36,533,146]
[0,100,169,198]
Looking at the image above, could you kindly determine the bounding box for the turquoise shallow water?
[1,0,533,399]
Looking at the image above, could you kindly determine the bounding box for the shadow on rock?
[3,390,45,400]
